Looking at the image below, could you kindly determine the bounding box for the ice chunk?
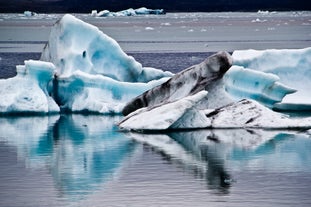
[232,47,311,110]
[119,91,210,130]
[41,14,172,82]
[204,99,311,129]
[24,11,37,17]
[122,51,296,116]
[119,97,311,131]
[224,66,296,108]
[0,60,59,114]
[55,70,170,114]
[134,7,165,15]
[122,51,233,116]
[92,7,165,17]
[40,14,172,113]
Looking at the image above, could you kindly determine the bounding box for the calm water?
[0,115,311,207]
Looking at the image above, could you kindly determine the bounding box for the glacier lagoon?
[1,12,311,206]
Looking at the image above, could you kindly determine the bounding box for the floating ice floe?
[232,47,311,111]
[91,7,165,17]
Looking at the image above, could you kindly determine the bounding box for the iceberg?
[41,14,172,113]
[24,11,37,17]
[224,66,296,108]
[122,51,233,116]
[120,46,311,131]
[0,60,59,114]
[0,14,172,114]
[119,91,210,130]
[119,91,311,131]
[0,12,310,129]
[122,51,298,116]
[92,7,165,17]
[232,47,311,111]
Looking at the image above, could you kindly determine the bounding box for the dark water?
[0,53,41,79]
[0,53,311,206]
[0,52,212,79]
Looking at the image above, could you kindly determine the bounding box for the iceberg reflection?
[0,115,137,200]
[1,115,310,199]
[127,129,311,193]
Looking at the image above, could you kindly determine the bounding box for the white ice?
[232,47,311,110]
[119,91,210,130]
[119,91,311,130]
[41,14,172,113]
[91,7,165,17]
[223,66,296,108]
[0,60,59,114]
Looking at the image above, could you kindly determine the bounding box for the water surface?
[0,115,311,206]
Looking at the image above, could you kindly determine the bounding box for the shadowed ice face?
[205,51,233,75]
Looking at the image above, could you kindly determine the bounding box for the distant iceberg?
[91,7,165,17]
[23,11,37,17]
